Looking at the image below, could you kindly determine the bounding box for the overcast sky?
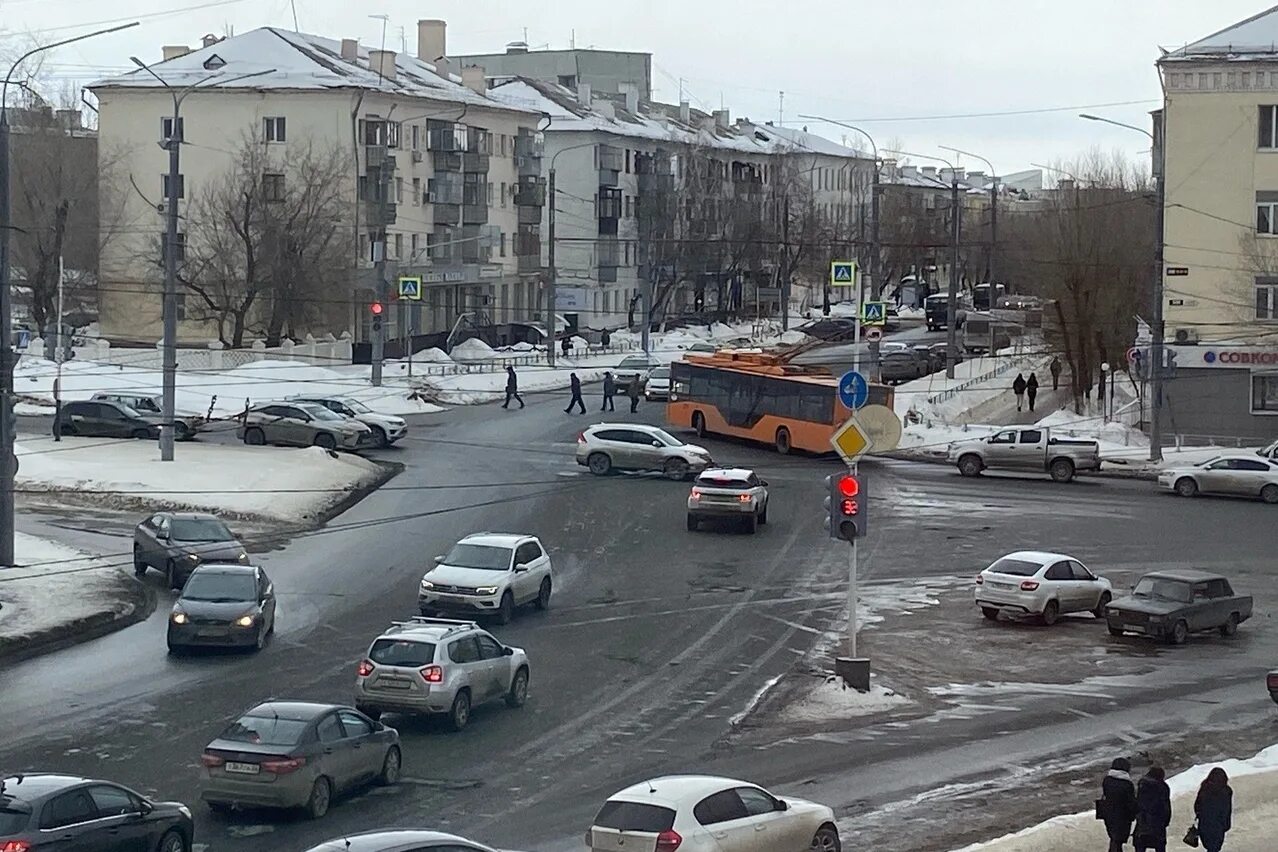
[7,0,1266,178]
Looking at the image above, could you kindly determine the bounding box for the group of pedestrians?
[501,365,641,415]
[1012,372,1040,412]
[1099,758,1233,852]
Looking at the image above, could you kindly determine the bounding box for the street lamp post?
[0,22,139,567]
[940,145,998,292]
[1080,112,1165,462]
[547,141,599,364]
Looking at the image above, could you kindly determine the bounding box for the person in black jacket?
[1133,766,1171,852]
[600,371,616,412]
[1101,757,1138,852]
[502,366,524,410]
[1194,767,1232,852]
[1026,372,1040,412]
[564,372,586,414]
[1012,373,1028,412]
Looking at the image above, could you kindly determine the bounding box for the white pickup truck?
[949,427,1102,483]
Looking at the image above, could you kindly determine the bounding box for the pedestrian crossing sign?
[830,260,857,287]
[861,301,887,326]
[397,276,422,300]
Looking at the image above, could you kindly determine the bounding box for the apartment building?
[89,20,545,346]
[1157,6,1278,439]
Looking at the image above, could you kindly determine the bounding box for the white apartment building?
[89,21,545,346]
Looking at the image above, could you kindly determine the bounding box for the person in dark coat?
[1194,767,1232,852]
[1101,757,1138,852]
[564,372,585,414]
[1026,372,1040,412]
[502,366,524,410]
[627,375,641,413]
[1133,766,1171,852]
[1050,356,1062,391]
[601,371,616,412]
[600,328,612,348]
[561,335,572,357]
[1012,373,1028,412]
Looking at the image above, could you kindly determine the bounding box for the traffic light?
[823,472,867,541]
[370,301,384,333]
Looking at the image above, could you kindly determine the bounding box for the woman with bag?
[1193,767,1233,852]
[1132,766,1171,852]
[1099,757,1138,852]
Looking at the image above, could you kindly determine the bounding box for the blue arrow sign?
[838,370,869,410]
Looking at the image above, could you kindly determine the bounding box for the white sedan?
[1158,454,1278,503]
[588,775,840,852]
[975,550,1112,626]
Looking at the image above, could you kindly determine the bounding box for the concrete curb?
[0,573,156,664]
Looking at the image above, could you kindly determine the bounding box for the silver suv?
[354,617,530,731]
[687,467,770,533]
[576,423,712,479]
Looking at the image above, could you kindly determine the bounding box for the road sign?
[856,404,902,452]
[831,416,873,466]
[865,327,883,342]
[830,260,857,287]
[838,371,870,410]
[861,301,887,326]
[1166,266,1189,277]
[397,276,422,300]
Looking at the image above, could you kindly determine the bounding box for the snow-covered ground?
[951,743,1278,852]
[778,675,912,723]
[15,437,386,523]
[0,532,141,651]
[411,364,618,406]
[894,351,1048,425]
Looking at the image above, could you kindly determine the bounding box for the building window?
[411,125,420,151]
[394,233,403,259]
[412,177,421,205]
[625,195,633,218]
[161,173,185,199]
[1258,278,1278,319]
[500,232,507,258]
[161,116,184,142]
[625,149,631,173]
[263,116,286,142]
[1258,200,1278,234]
[395,177,404,204]
[262,172,285,202]
[161,231,186,264]
[1261,106,1278,149]
[1254,374,1278,413]
[359,234,369,260]
[487,182,494,205]
[410,233,419,257]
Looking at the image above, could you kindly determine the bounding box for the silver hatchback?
[576,423,713,479]
[354,617,530,731]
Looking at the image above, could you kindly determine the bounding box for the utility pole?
[371,150,389,387]
[54,253,64,442]
[547,166,556,367]
[868,170,882,381]
[781,194,790,331]
[160,98,180,459]
[946,175,960,378]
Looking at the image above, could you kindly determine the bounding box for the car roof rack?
[387,616,478,635]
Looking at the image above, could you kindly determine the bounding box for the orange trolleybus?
[666,350,894,454]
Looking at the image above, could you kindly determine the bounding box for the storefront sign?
[1180,346,1278,368]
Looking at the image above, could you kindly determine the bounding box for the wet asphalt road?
[1,381,1275,852]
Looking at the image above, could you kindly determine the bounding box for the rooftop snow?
[1165,3,1278,58]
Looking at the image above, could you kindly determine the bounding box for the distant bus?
[667,354,893,454]
[972,283,1007,311]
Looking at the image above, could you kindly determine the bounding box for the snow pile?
[779,675,911,724]
[894,352,1049,424]
[414,347,453,363]
[14,437,387,523]
[448,338,499,362]
[1034,406,1149,454]
[951,743,1278,852]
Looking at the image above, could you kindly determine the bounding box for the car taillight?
[690,488,701,499]
[738,494,752,503]
[261,757,306,774]
[200,753,225,768]
[2,841,33,852]
[975,575,984,585]
[1268,674,1278,690]
[420,665,444,683]
[656,830,682,851]
[577,431,586,443]
[1020,581,1040,591]
[357,659,375,677]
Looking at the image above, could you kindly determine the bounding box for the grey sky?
[6,0,1266,178]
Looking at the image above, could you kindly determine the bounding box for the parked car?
[168,564,276,653]
[687,468,769,533]
[1105,570,1253,644]
[288,396,408,447]
[200,701,400,819]
[588,775,840,852]
[0,773,193,852]
[53,399,162,439]
[950,427,1102,483]
[911,342,959,373]
[577,422,713,479]
[134,511,249,588]
[614,353,661,387]
[1267,670,1278,705]
[685,341,718,354]
[924,293,966,331]
[419,533,553,624]
[797,317,858,343]
[644,365,672,401]
[1258,439,1278,462]
[879,349,928,384]
[974,551,1112,625]
[301,831,509,852]
[237,402,373,450]
[1157,454,1278,503]
[91,392,204,439]
[355,616,529,730]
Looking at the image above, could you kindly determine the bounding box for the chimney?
[201,33,222,48]
[417,19,446,63]
[434,56,452,81]
[370,49,397,81]
[461,65,486,94]
[340,38,358,61]
[713,108,729,129]
[619,82,639,114]
[967,170,985,185]
[162,45,191,61]
[505,41,529,55]
[921,166,937,177]
[1059,178,1076,193]
[901,165,918,178]
[679,100,690,124]
[576,82,592,107]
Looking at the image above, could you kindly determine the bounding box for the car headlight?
[420,579,435,590]
[182,553,201,564]
[235,615,256,628]
[475,586,498,595]
[237,551,249,563]
[171,611,188,624]
[177,804,191,819]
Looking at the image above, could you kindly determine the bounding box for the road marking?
[1064,707,1095,719]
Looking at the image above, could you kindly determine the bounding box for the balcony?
[515,178,546,207]
[518,253,542,273]
[514,132,544,159]
[365,145,396,171]
[638,172,674,194]
[433,151,462,172]
[597,237,620,282]
[598,189,622,219]
[432,203,461,226]
[598,145,623,172]
[734,181,765,203]
[518,204,542,225]
[428,126,464,152]
[427,177,464,205]
[462,152,490,173]
[463,203,489,225]
[365,200,397,228]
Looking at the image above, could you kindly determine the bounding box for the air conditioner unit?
[411,150,424,163]
[1173,327,1199,345]
[424,191,436,203]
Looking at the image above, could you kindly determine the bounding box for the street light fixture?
[547,141,600,363]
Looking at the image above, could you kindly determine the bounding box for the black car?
[134,511,249,589]
[168,564,276,653]
[0,773,193,852]
[54,400,161,439]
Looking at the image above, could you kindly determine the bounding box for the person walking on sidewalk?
[1133,766,1171,852]
[502,366,524,410]
[1050,356,1062,391]
[564,373,586,414]
[1026,373,1040,412]
[1012,373,1028,412]
[1194,767,1233,852]
[1098,757,1138,852]
[627,375,641,413]
[601,371,616,412]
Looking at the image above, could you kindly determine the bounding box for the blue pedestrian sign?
[838,370,870,410]
[830,260,857,287]
[861,301,887,326]
[397,276,422,300]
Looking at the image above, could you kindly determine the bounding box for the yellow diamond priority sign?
[831,416,873,466]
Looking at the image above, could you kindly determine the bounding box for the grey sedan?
[167,564,276,653]
[201,701,400,819]
[134,512,249,589]
[237,402,372,451]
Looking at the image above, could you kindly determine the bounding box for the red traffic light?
[840,498,858,516]
[837,475,859,498]
[370,302,384,316]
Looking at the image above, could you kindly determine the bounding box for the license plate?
[378,679,411,690]
[225,762,260,775]
[989,582,1013,590]
[437,594,463,602]
[197,629,225,637]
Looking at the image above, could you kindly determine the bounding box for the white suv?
[289,395,407,447]
[687,468,769,533]
[419,533,552,625]
[576,423,713,479]
[975,550,1113,625]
